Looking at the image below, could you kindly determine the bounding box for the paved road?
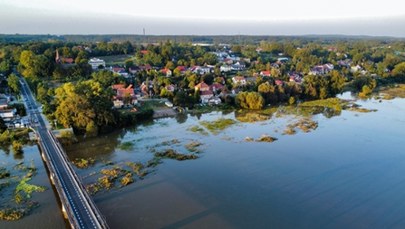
[19,77,107,229]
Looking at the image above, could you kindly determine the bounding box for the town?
[1,36,405,137]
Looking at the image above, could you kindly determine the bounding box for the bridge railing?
[37,137,81,228]
[47,130,109,228]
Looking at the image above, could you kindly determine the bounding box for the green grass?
[299,98,346,111]
[155,149,198,161]
[379,84,405,98]
[200,118,237,134]
[187,126,209,136]
[96,54,133,66]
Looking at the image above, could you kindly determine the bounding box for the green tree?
[7,73,20,94]
[0,117,6,133]
[236,92,265,109]
[392,62,405,77]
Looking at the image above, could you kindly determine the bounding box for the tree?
[329,70,346,95]
[236,92,265,110]
[392,62,405,77]
[0,117,6,133]
[7,73,20,94]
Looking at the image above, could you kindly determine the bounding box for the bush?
[236,92,265,109]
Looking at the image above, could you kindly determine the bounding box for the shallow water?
[61,96,405,228]
[0,145,67,229]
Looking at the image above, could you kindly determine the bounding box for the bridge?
[19,77,109,229]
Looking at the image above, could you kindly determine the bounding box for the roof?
[200,90,214,96]
[195,82,210,90]
[112,84,126,90]
[116,88,135,98]
[233,76,245,81]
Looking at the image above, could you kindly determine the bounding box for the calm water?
[68,96,405,228]
[0,145,67,229]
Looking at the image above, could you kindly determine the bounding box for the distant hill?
[0,34,404,44]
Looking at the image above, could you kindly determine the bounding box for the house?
[210,83,224,93]
[309,64,334,75]
[129,66,141,74]
[88,58,106,70]
[175,66,187,74]
[208,97,222,105]
[110,67,129,77]
[112,84,126,91]
[165,84,176,92]
[114,85,137,105]
[231,61,246,71]
[277,57,289,63]
[350,65,363,73]
[200,90,214,103]
[55,50,74,64]
[160,68,172,77]
[0,98,8,110]
[232,76,247,86]
[223,58,233,65]
[195,82,211,92]
[338,59,351,68]
[260,71,271,77]
[275,80,284,86]
[0,108,17,122]
[140,50,149,55]
[190,66,212,75]
[220,65,232,72]
[139,64,152,71]
[288,72,303,83]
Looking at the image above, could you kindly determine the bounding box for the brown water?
[63,95,405,229]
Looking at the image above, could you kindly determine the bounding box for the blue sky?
[1,0,405,36]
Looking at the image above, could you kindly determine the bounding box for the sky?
[1,0,405,37]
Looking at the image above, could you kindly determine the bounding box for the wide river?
[2,94,405,228]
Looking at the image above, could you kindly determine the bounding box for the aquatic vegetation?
[0,167,10,179]
[185,141,203,153]
[72,158,96,169]
[120,173,134,186]
[255,135,278,143]
[287,118,318,133]
[155,149,198,161]
[146,158,162,168]
[118,141,134,151]
[235,111,270,123]
[15,176,46,200]
[0,208,24,221]
[126,162,147,177]
[299,98,346,112]
[379,84,405,98]
[245,137,254,142]
[187,125,209,136]
[283,127,297,135]
[200,118,237,134]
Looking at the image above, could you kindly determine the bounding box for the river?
[2,94,405,228]
[64,94,405,229]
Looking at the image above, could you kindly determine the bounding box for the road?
[19,76,108,229]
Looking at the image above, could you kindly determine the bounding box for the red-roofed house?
[112,84,126,90]
[260,71,271,77]
[275,80,284,86]
[140,50,149,55]
[160,68,172,77]
[210,83,224,93]
[194,82,211,92]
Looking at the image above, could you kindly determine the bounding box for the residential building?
[88,58,106,70]
[232,76,247,86]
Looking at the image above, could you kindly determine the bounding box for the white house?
[232,76,247,86]
[88,58,106,70]
[220,65,232,72]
